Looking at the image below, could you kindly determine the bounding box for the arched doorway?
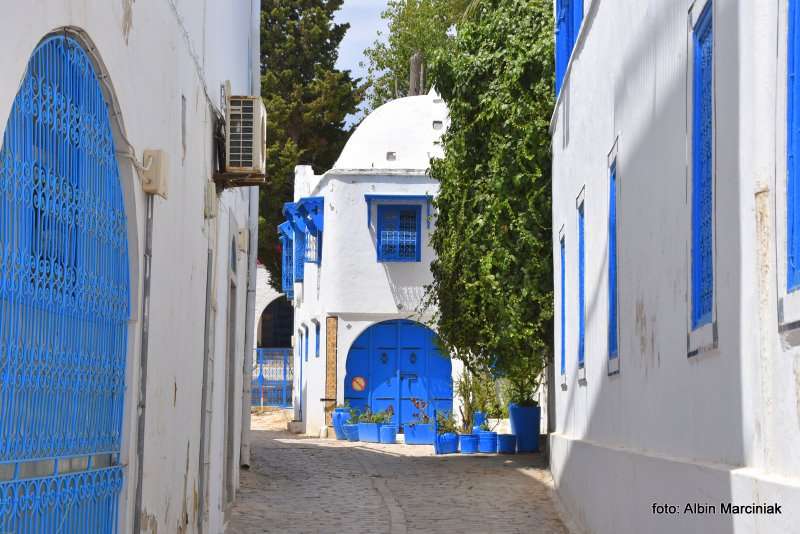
[0,35,129,531]
[252,297,294,408]
[344,320,452,427]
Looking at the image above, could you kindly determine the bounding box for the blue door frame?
[252,348,293,407]
[344,320,452,428]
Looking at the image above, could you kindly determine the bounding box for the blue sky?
[334,0,388,82]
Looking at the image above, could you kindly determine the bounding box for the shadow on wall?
[553,1,742,533]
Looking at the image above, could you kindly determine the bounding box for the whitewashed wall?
[0,2,259,533]
[551,0,800,532]
[290,94,462,436]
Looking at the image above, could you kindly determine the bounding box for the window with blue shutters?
[608,163,619,361]
[691,2,714,330]
[377,205,422,262]
[279,222,294,300]
[578,200,586,368]
[789,0,800,292]
[555,0,584,94]
[560,236,566,377]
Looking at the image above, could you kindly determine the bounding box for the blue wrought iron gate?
[0,36,129,532]
[252,348,293,408]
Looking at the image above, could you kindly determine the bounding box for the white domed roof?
[334,90,449,171]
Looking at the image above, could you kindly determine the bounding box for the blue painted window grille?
[578,202,586,367]
[299,197,323,265]
[789,0,800,291]
[608,164,619,359]
[294,225,306,281]
[279,223,294,300]
[0,35,129,532]
[691,3,714,328]
[555,0,584,94]
[377,205,421,262]
[315,322,321,357]
[305,228,321,264]
[560,237,566,376]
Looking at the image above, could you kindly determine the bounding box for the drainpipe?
[240,0,261,469]
[132,194,155,534]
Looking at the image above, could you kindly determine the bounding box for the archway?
[258,295,293,348]
[344,320,452,428]
[0,35,129,531]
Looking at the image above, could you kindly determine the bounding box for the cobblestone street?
[228,412,568,534]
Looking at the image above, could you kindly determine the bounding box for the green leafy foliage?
[362,0,470,111]
[426,0,554,405]
[436,411,458,435]
[259,0,364,288]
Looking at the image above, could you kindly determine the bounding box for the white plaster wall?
[550,0,800,532]
[0,2,257,533]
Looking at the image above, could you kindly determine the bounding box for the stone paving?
[227,412,569,534]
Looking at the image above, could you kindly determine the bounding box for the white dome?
[334,90,449,171]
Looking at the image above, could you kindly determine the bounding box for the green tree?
[362,0,470,111]
[426,0,554,403]
[259,0,363,288]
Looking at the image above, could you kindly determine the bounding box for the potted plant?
[404,398,435,445]
[505,361,542,453]
[477,420,498,453]
[332,402,350,440]
[434,411,458,454]
[343,407,361,442]
[357,408,383,443]
[378,406,397,444]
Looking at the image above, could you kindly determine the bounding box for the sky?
[334,0,389,123]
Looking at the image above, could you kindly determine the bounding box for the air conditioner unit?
[225,95,266,175]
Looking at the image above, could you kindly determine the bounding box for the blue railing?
[252,348,293,408]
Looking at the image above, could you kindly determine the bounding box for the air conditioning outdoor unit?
[225,95,267,175]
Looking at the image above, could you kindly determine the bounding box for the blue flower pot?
[472,425,484,434]
[343,424,359,442]
[332,409,349,440]
[435,432,458,454]
[473,411,487,428]
[478,431,498,453]
[508,403,541,453]
[358,422,381,443]
[404,423,435,445]
[459,434,479,454]
[497,434,517,454]
[379,425,397,444]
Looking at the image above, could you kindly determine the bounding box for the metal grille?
[608,165,618,358]
[0,35,129,532]
[692,6,713,328]
[294,228,305,282]
[789,0,800,291]
[305,229,319,264]
[378,206,420,262]
[227,97,254,169]
[280,234,293,300]
[578,203,585,367]
[251,348,293,408]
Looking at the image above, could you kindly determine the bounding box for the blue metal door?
[252,348,293,407]
[0,36,129,532]
[344,320,452,429]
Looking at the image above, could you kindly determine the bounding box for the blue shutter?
[560,237,566,375]
[578,203,586,367]
[555,0,584,95]
[691,4,714,328]
[789,0,800,291]
[294,228,305,281]
[608,165,619,359]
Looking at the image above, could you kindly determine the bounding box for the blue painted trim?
[365,194,432,228]
[560,237,566,375]
[555,0,584,95]
[578,202,586,367]
[315,321,321,358]
[789,0,800,291]
[691,2,714,329]
[608,163,619,359]
[298,196,324,233]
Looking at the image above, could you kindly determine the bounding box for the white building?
[278,91,462,437]
[551,0,800,532]
[0,3,260,533]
